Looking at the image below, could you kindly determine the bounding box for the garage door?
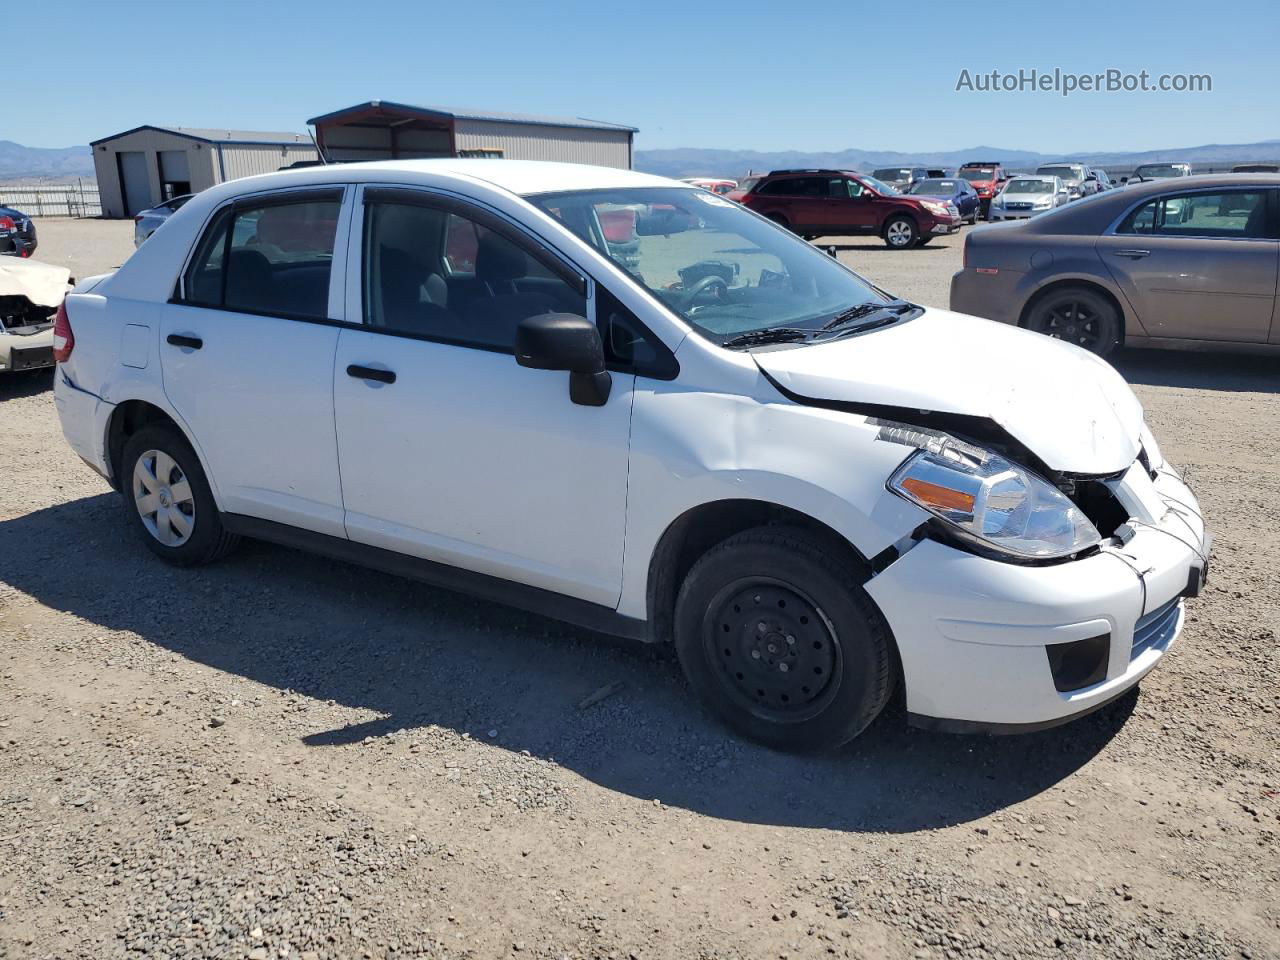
[117,151,151,216]
[158,150,192,201]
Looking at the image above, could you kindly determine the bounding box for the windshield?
[958,167,995,181]
[860,174,898,195]
[1005,179,1053,194]
[872,168,911,181]
[1133,163,1187,179]
[736,177,761,194]
[910,179,958,195]
[1037,165,1081,181]
[529,187,898,345]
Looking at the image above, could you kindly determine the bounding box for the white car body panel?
[0,257,70,308]
[51,158,1210,732]
[750,308,1143,475]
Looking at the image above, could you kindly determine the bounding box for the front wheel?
[122,423,239,566]
[883,216,917,249]
[1024,286,1120,357]
[673,527,895,752]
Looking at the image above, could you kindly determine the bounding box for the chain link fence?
[0,181,102,218]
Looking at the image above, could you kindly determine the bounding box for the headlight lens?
[920,200,948,216]
[1034,197,1052,208]
[883,426,1100,560]
[1139,422,1167,472]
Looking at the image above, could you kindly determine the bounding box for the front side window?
[181,193,340,319]
[363,197,585,351]
[1119,191,1269,238]
[529,187,893,345]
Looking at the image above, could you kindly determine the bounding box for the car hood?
[752,307,1143,475]
[0,257,71,308]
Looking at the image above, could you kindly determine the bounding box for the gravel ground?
[0,220,1277,960]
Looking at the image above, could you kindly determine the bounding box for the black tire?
[121,423,239,566]
[765,213,791,231]
[1024,286,1121,357]
[673,526,895,752]
[882,215,917,249]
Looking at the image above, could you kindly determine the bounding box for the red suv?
[956,161,1009,219]
[730,169,961,248]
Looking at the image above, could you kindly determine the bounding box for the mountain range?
[633,139,1280,180]
[2,137,1278,183]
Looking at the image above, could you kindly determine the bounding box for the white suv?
[52,160,1210,751]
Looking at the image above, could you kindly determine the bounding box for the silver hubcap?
[887,221,911,245]
[133,449,195,547]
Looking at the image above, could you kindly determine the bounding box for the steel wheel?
[702,577,843,724]
[133,449,196,547]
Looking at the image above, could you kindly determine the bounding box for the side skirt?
[220,513,649,642]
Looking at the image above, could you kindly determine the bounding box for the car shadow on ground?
[810,240,951,254]
[1112,348,1280,394]
[0,369,53,401]
[0,492,1135,833]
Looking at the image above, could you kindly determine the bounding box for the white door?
[160,187,351,536]
[333,189,634,606]
[118,151,151,216]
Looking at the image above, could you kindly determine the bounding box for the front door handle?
[166,334,203,349]
[1112,248,1151,259]
[347,364,396,384]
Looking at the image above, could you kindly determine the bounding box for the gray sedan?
[950,174,1280,356]
[133,194,193,247]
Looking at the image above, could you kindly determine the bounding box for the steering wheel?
[672,274,729,309]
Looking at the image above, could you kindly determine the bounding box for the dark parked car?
[950,174,1280,356]
[0,203,37,257]
[870,166,929,192]
[732,169,962,248]
[908,178,981,223]
[1232,163,1280,174]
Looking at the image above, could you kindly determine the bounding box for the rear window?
[180,193,341,320]
[959,167,995,180]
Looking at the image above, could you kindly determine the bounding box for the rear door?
[160,187,350,536]
[1097,187,1278,343]
[757,176,829,233]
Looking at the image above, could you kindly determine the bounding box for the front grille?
[1131,599,1181,660]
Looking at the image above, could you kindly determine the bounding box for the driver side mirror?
[516,313,612,407]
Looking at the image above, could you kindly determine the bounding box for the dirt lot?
[1,220,1277,960]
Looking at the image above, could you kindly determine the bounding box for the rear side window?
[758,177,825,197]
[1118,191,1270,238]
[180,193,341,320]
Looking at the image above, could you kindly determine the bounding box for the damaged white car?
[1,257,69,375]
[52,161,1210,750]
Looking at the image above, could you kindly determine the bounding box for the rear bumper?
[866,463,1209,730]
[0,327,54,372]
[949,266,1025,326]
[53,367,114,475]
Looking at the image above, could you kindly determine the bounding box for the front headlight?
[1139,422,1167,472]
[883,426,1100,560]
[920,200,949,216]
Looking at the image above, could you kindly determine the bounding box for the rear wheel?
[673,527,895,752]
[765,213,791,231]
[122,424,239,566]
[883,216,917,249]
[1024,286,1121,357]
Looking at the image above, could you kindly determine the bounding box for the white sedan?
[51,159,1209,749]
[989,176,1071,220]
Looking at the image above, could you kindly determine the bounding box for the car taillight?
[52,301,74,362]
[0,215,13,233]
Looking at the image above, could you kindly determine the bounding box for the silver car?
[1035,162,1094,200]
[132,194,193,247]
[988,176,1070,220]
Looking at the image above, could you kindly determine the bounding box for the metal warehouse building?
[308,101,636,169]
[90,126,318,218]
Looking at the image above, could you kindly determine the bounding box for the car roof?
[203,159,680,200]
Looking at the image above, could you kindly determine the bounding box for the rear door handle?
[346,364,396,384]
[166,334,203,349]
[1112,249,1151,259]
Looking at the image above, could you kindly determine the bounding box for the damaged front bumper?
[865,461,1209,732]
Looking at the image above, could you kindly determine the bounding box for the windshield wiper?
[721,328,812,349]
[819,299,915,333]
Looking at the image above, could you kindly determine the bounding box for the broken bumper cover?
[865,465,1209,732]
[0,326,54,372]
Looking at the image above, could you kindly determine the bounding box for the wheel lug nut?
[779,663,789,673]
[757,622,767,633]
[786,635,795,645]
[751,650,761,659]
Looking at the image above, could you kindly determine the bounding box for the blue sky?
[9,0,1278,153]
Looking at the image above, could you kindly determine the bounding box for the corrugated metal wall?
[213,144,319,180]
[453,119,631,169]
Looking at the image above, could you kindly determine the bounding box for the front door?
[821,177,879,235]
[1097,187,1278,342]
[332,188,634,606]
[161,187,349,536]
